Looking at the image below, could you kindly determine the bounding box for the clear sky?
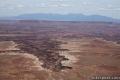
[0,0,120,19]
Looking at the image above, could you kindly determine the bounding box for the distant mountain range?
[0,13,120,22]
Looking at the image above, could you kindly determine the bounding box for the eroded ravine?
[0,38,77,72]
[14,37,74,72]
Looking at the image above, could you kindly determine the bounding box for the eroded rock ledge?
[14,37,72,71]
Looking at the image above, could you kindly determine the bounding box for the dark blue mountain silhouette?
[0,13,119,22]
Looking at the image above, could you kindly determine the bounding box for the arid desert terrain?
[0,20,120,80]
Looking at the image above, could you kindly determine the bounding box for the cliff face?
[15,37,71,71]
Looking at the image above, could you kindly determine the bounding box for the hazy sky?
[0,0,120,19]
